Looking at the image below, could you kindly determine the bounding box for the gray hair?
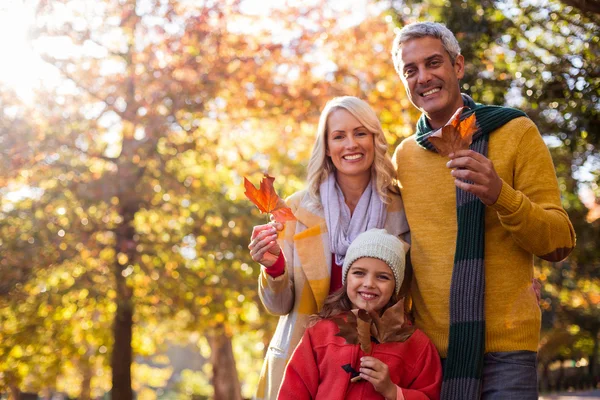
[392,22,461,75]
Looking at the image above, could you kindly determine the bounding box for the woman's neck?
[335,172,371,215]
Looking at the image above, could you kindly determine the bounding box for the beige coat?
[254,189,409,399]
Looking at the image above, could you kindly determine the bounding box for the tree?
[1,0,320,397]
[2,1,417,398]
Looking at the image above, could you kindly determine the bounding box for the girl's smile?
[346,257,395,312]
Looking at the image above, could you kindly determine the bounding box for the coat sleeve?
[490,119,576,262]
[278,328,319,399]
[398,336,442,400]
[258,196,299,316]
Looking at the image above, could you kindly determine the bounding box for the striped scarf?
[415,94,526,399]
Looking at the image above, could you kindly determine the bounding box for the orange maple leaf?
[243,174,297,224]
[428,106,478,157]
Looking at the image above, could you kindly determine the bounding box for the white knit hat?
[342,229,406,295]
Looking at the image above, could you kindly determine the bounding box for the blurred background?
[0,0,598,399]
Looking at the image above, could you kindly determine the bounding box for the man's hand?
[248,222,283,267]
[359,356,397,400]
[447,149,503,205]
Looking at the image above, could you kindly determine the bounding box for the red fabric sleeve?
[264,251,285,278]
[399,337,442,400]
[278,328,319,399]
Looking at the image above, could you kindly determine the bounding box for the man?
[391,22,576,400]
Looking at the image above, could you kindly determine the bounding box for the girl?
[278,229,441,400]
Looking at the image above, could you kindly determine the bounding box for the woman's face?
[326,109,375,182]
[346,257,395,312]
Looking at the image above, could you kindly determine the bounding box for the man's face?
[397,36,465,128]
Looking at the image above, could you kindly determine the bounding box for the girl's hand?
[248,223,283,268]
[359,356,397,400]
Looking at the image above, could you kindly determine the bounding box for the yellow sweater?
[393,116,575,357]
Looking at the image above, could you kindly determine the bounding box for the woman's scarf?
[320,173,386,266]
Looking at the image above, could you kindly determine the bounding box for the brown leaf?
[369,299,415,343]
[243,174,296,224]
[354,309,373,354]
[427,107,478,157]
[333,312,358,345]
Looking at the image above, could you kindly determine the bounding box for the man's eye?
[404,69,415,77]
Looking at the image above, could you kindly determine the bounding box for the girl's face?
[325,109,375,183]
[346,257,395,312]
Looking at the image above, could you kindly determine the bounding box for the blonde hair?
[306,96,398,206]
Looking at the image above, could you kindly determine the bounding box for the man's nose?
[417,68,432,85]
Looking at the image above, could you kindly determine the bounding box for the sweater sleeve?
[264,251,285,278]
[398,335,442,400]
[489,120,576,261]
[278,328,319,399]
[258,217,296,316]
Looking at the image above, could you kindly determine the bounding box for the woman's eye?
[356,131,368,137]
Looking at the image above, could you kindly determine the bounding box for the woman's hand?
[359,356,397,400]
[248,222,283,268]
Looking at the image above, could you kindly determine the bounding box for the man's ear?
[454,54,465,80]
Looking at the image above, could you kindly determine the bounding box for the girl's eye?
[352,271,364,276]
[378,275,391,280]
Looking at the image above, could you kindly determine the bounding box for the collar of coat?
[289,190,406,311]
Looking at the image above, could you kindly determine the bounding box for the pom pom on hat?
[342,229,406,295]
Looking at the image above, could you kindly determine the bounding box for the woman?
[248,96,410,399]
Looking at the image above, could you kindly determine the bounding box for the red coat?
[278,317,441,400]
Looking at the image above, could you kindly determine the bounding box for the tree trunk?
[541,361,550,393]
[590,327,599,381]
[80,357,93,400]
[6,372,21,400]
[111,209,136,400]
[8,385,20,400]
[209,324,242,400]
[111,282,133,400]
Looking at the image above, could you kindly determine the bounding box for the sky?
[0,0,42,100]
